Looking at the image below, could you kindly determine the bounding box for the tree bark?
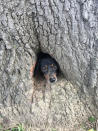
[0,0,98,130]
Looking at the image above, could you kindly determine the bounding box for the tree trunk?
[0,0,98,130]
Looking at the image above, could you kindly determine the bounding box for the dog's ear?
[33,60,40,77]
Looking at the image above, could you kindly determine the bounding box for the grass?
[0,116,96,131]
[0,124,24,131]
[87,116,96,131]
[81,116,96,131]
[88,129,96,131]
[52,129,56,131]
[88,116,96,123]
[0,125,3,130]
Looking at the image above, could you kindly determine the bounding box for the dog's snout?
[49,77,56,83]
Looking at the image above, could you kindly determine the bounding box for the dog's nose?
[49,77,56,83]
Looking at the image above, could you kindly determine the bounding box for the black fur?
[34,52,60,78]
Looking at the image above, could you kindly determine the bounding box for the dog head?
[40,58,59,83]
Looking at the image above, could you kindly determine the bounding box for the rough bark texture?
[0,0,98,130]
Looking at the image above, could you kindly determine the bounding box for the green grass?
[0,124,25,131]
[88,116,96,123]
[52,129,56,131]
[0,125,3,130]
[88,128,96,131]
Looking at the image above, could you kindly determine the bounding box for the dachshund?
[33,52,60,84]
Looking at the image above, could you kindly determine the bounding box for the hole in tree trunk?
[33,51,61,84]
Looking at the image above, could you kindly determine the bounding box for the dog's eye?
[42,66,47,71]
[50,64,57,70]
